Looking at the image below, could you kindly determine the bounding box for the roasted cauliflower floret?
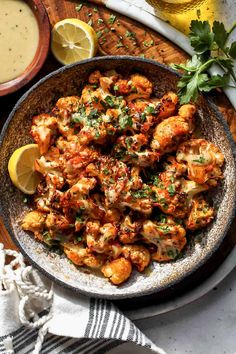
[63,242,104,268]
[122,245,151,272]
[101,257,132,284]
[22,211,46,235]
[151,169,189,218]
[156,92,178,119]
[52,96,80,137]
[86,157,129,206]
[180,179,209,198]
[176,139,224,186]
[185,196,214,230]
[151,104,195,154]
[119,216,141,244]
[85,221,118,254]
[88,70,102,84]
[118,186,153,215]
[63,145,100,186]
[61,177,104,220]
[30,114,58,154]
[141,217,187,262]
[115,74,152,101]
[113,134,160,167]
[35,147,64,189]
[127,74,153,101]
[45,211,73,233]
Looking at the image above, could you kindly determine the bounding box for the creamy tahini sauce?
[0,0,39,83]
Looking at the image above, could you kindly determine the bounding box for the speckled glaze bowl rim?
[1,56,236,299]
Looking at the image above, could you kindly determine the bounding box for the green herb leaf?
[108,14,116,24]
[96,30,103,39]
[189,20,214,54]
[192,156,206,163]
[212,21,228,50]
[167,184,176,197]
[75,4,83,12]
[229,41,236,59]
[104,95,115,107]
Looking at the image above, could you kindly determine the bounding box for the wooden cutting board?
[1,0,236,252]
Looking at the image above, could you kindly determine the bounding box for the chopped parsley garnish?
[88,108,100,119]
[145,106,155,114]
[125,137,132,149]
[75,4,83,12]
[103,168,110,175]
[159,214,167,223]
[76,235,83,242]
[140,112,146,122]
[158,225,171,234]
[108,14,116,24]
[118,113,133,129]
[192,156,206,163]
[113,85,119,91]
[104,95,115,107]
[132,190,148,198]
[96,30,103,39]
[167,184,176,196]
[76,215,85,223]
[97,18,104,24]
[116,40,124,48]
[87,19,93,26]
[125,30,136,39]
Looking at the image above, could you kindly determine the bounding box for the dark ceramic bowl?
[0,56,236,299]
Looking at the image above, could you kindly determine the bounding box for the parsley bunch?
[172,20,236,104]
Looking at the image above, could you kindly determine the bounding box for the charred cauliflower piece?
[122,245,151,272]
[22,211,46,234]
[151,104,195,153]
[86,157,129,207]
[185,196,214,230]
[63,242,104,268]
[30,114,58,154]
[85,221,118,254]
[115,74,152,101]
[113,134,160,167]
[176,139,224,186]
[52,96,80,137]
[101,257,132,285]
[156,92,178,119]
[119,216,141,244]
[141,217,187,262]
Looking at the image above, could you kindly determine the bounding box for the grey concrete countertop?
[110,268,236,354]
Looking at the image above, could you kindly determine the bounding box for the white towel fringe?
[0,243,53,354]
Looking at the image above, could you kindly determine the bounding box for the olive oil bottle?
[147,0,218,34]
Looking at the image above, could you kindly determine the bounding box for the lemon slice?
[8,144,41,195]
[51,18,98,65]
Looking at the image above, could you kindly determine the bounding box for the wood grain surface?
[1,0,235,253]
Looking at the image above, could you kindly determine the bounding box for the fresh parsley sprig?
[172,20,236,104]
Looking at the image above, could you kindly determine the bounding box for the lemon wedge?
[51,18,98,65]
[8,144,41,195]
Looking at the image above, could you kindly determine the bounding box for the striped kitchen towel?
[0,244,166,354]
